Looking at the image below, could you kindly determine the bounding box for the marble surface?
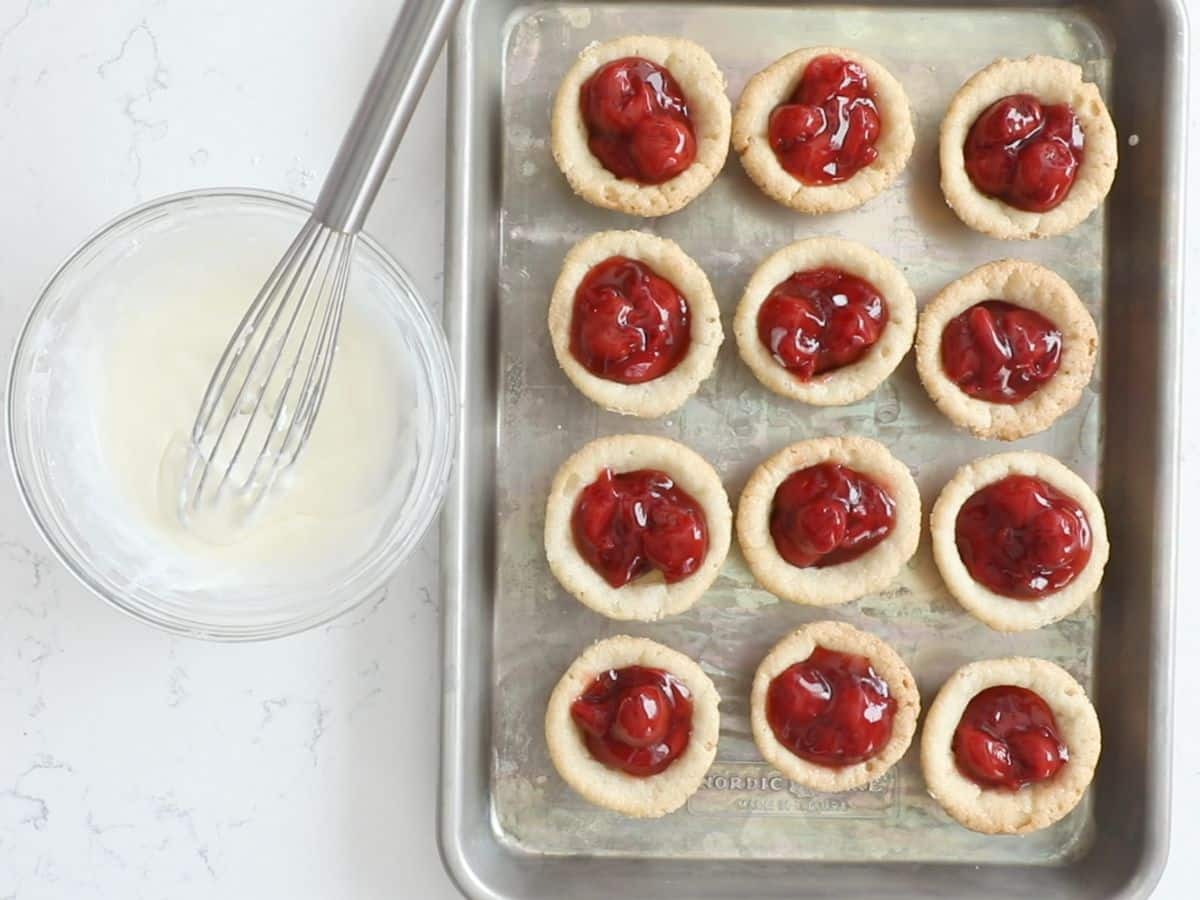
[0,1,1195,898]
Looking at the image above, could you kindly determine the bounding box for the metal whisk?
[178,0,461,526]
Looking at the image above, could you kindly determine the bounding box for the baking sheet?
[493,3,1104,864]
[441,0,1186,896]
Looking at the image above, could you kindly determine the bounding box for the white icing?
[67,228,413,588]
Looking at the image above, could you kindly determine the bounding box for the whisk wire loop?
[177,0,462,527]
[182,220,352,518]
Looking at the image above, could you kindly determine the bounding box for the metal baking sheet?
[441,1,1185,897]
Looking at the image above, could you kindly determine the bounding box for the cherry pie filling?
[954,474,1092,599]
[571,468,709,588]
[952,685,1068,790]
[571,665,694,777]
[766,646,896,767]
[770,463,896,568]
[569,256,691,384]
[963,93,1085,213]
[580,57,697,184]
[940,300,1063,404]
[768,54,882,185]
[756,267,888,380]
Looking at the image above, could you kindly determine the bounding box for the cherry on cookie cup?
[940,55,1118,239]
[921,657,1101,834]
[737,436,920,607]
[548,231,723,418]
[546,635,720,817]
[751,621,919,792]
[931,451,1109,632]
[733,47,914,213]
[734,238,915,405]
[545,435,731,621]
[915,259,1098,441]
[551,35,731,217]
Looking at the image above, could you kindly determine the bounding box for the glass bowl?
[7,189,456,641]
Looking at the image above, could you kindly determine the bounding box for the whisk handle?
[313,0,462,234]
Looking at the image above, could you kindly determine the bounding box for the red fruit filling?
[569,256,691,384]
[768,54,881,185]
[955,474,1092,599]
[770,463,896,568]
[580,57,697,184]
[940,300,1063,403]
[766,646,896,767]
[952,685,1069,790]
[964,93,1085,213]
[756,267,888,380]
[570,665,693,777]
[571,468,708,588]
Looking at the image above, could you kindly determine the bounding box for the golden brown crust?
[736,436,920,606]
[915,260,1099,441]
[547,231,723,418]
[544,435,732,621]
[732,47,914,213]
[930,451,1109,632]
[920,657,1101,834]
[550,35,731,217]
[733,238,916,405]
[750,621,919,791]
[546,635,721,817]
[939,55,1118,239]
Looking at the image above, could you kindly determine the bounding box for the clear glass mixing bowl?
[7,189,456,640]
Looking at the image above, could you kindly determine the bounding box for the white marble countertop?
[0,1,1195,897]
